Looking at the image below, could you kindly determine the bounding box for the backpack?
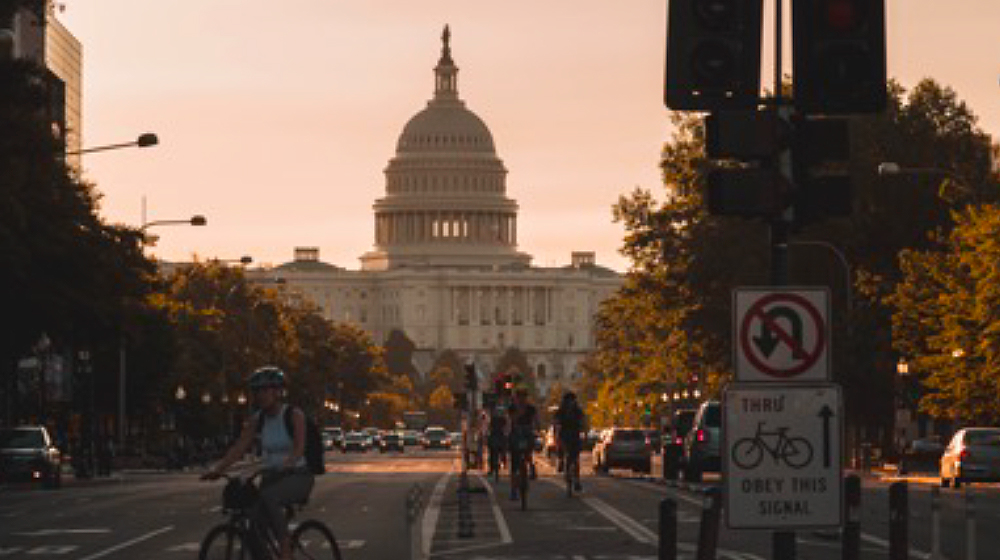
[558,404,584,437]
[257,406,326,476]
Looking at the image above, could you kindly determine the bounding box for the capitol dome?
[361,26,531,272]
[396,104,496,155]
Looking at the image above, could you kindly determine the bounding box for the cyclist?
[553,390,587,493]
[506,386,539,500]
[202,366,315,560]
[486,404,508,479]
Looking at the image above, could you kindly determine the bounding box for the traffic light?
[792,0,887,115]
[665,0,765,111]
[790,116,852,227]
[703,109,791,218]
[464,363,478,391]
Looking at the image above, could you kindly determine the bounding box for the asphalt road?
[1,448,997,559]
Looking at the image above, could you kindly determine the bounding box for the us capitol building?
[248,28,621,393]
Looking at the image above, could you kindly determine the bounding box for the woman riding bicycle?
[202,366,315,560]
[507,386,539,501]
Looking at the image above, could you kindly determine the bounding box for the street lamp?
[877,162,975,203]
[64,133,158,156]
[140,215,207,245]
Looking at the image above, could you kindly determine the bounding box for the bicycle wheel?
[782,437,814,469]
[199,524,251,560]
[291,519,342,560]
[731,439,764,470]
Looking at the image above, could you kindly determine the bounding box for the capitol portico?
[248,27,621,393]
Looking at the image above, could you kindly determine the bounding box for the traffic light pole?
[771,2,795,559]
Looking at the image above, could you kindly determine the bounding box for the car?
[363,427,381,448]
[682,401,721,482]
[322,427,343,451]
[402,430,420,446]
[0,425,63,488]
[342,432,368,453]
[663,408,696,479]
[644,429,662,455]
[940,427,1000,488]
[379,432,405,453]
[898,435,944,474]
[422,426,452,450]
[592,427,652,474]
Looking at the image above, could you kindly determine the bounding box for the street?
[2,450,998,559]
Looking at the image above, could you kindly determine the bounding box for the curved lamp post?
[877,162,975,203]
[65,133,158,156]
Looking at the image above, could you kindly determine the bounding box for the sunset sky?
[61,1,999,272]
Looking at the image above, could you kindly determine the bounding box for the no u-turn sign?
[734,288,830,382]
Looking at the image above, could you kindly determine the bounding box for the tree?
[889,204,1000,425]
[0,57,154,425]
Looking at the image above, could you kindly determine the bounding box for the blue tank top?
[259,405,306,470]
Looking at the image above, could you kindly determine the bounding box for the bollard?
[965,488,976,560]
[773,531,796,560]
[407,485,425,560]
[930,485,943,560]
[842,475,861,560]
[696,488,721,560]
[888,481,908,560]
[659,498,677,560]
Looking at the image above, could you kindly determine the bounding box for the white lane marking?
[421,471,452,558]
[13,529,111,536]
[76,525,174,560]
[166,543,201,552]
[583,496,657,544]
[860,532,937,560]
[340,539,365,549]
[474,472,512,544]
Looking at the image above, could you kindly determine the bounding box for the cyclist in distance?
[507,386,539,500]
[486,403,509,479]
[202,366,315,560]
[553,390,587,492]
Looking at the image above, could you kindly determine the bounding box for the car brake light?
[697,429,706,443]
[960,449,971,461]
[675,436,683,445]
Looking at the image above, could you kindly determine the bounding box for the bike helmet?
[248,366,286,390]
[562,391,577,403]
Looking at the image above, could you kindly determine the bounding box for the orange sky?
[61,1,999,272]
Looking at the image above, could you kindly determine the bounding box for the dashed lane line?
[76,525,174,560]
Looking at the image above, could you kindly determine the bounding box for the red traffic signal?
[792,0,887,115]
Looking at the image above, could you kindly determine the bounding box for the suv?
[0,425,63,488]
[593,427,652,474]
[682,401,721,482]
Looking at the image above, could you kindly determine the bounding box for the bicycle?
[510,432,533,511]
[199,470,341,560]
[731,422,814,470]
[562,439,581,498]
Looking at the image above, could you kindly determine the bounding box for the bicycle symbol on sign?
[731,422,813,470]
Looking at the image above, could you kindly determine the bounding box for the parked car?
[682,401,721,482]
[644,429,662,455]
[0,425,62,488]
[940,427,1000,488]
[379,432,405,453]
[363,427,381,448]
[592,427,652,474]
[342,432,368,453]
[422,426,452,450]
[663,408,696,479]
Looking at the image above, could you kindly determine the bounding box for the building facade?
[248,28,621,394]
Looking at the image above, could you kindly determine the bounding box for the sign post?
[723,384,843,530]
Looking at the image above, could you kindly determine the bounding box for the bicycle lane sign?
[734,288,829,382]
[722,383,843,530]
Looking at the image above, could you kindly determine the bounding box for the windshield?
[702,404,721,427]
[613,429,645,441]
[0,429,45,449]
[965,430,1000,446]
